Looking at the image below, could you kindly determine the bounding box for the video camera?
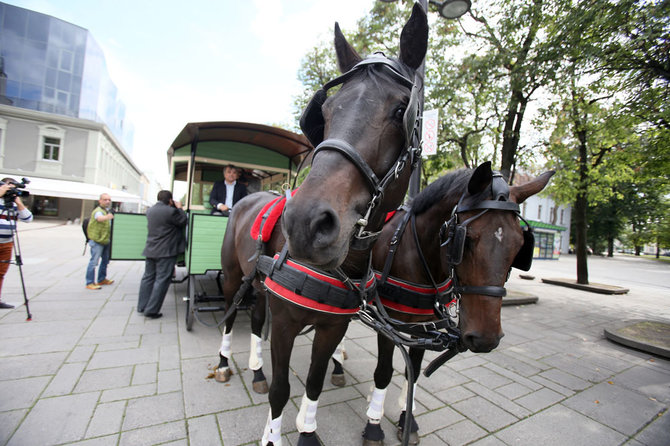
[0,177,30,204]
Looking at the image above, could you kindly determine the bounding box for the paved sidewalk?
[0,222,669,446]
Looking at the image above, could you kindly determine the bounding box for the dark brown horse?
[215,4,429,445]
[361,162,554,445]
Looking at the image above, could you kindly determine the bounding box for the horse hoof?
[253,379,269,394]
[396,429,420,445]
[331,373,346,387]
[297,431,322,446]
[214,367,232,383]
[362,421,385,445]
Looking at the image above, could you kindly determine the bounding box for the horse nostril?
[463,331,502,353]
[309,206,340,248]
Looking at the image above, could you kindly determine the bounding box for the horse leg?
[215,311,237,383]
[330,339,346,387]
[262,305,302,446]
[249,288,268,393]
[295,322,350,446]
[215,258,243,383]
[396,347,425,445]
[362,333,396,446]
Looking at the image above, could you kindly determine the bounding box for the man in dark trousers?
[138,190,187,319]
[209,164,247,215]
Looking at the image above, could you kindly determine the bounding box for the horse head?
[446,162,554,352]
[282,3,428,270]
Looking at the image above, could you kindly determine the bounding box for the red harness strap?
[261,254,374,315]
[374,272,453,315]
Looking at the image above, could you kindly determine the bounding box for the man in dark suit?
[137,190,187,319]
[209,164,248,215]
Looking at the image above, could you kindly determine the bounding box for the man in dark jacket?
[138,190,187,319]
[209,164,247,215]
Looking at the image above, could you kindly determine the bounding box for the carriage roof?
[167,121,313,172]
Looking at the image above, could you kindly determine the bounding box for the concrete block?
[187,415,222,446]
[452,396,518,432]
[563,382,666,436]
[74,366,133,393]
[100,383,156,403]
[495,405,625,446]
[158,368,182,394]
[119,420,186,446]
[515,387,564,412]
[86,401,126,437]
[0,376,50,411]
[132,363,157,386]
[435,419,487,446]
[122,392,184,430]
[7,392,99,445]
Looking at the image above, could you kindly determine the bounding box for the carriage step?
[194,306,227,312]
[182,296,225,303]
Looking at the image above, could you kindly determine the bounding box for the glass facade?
[0,2,134,151]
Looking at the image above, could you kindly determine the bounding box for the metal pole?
[408,0,428,199]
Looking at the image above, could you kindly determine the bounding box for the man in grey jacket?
[138,190,187,319]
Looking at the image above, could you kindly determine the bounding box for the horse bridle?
[441,172,534,298]
[300,54,423,248]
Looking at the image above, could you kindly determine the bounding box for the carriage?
[109,121,312,330]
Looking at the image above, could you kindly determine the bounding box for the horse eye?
[394,107,405,121]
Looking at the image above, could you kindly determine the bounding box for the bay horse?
[214,4,429,445]
[361,162,554,445]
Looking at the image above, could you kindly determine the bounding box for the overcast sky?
[6,0,375,185]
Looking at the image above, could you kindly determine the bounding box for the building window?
[537,205,542,220]
[37,124,65,163]
[560,209,564,225]
[43,137,60,160]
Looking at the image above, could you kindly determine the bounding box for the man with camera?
[137,190,187,319]
[0,177,33,309]
[86,193,114,290]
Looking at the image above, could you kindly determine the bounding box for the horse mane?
[410,168,472,216]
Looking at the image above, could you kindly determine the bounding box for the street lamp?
[380,0,471,19]
[380,0,471,197]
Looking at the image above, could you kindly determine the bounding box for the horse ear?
[467,161,493,196]
[510,171,556,204]
[334,22,362,73]
[399,2,429,71]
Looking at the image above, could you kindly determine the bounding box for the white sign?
[421,108,439,157]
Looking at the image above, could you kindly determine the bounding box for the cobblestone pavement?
[0,222,668,446]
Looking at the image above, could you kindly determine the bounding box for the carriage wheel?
[185,275,195,331]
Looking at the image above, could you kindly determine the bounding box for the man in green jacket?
[86,193,114,290]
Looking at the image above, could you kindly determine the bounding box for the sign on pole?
[421,108,439,157]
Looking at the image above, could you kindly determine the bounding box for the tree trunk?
[571,88,590,284]
[500,90,526,181]
[607,236,614,257]
[574,192,589,284]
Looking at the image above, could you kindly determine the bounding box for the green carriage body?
[110,122,312,330]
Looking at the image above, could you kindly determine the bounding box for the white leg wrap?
[219,331,233,358]
[366,387,387,421]
[295,393,318,433]
[331,341,345,364]
[262,411,282,446]
[249,333,263,371]
[398,380,417,411]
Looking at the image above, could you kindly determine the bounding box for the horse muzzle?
[282,197,351,269]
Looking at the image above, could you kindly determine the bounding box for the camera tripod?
[0,205,31,321]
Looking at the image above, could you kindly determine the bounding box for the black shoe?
[0,302,14,309]
[145,312,162,319]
